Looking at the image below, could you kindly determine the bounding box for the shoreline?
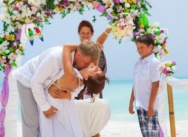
[17,120,188,137]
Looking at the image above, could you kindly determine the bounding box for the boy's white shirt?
[13,46,83,111]
[133,53,160,111]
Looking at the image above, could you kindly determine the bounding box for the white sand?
[17,120,188,137]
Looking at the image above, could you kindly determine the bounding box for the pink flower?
[75,2,80,8]
[31,6,37,15]
[163,68,168,74]
[152,34,156,38]
[163,40,166,44]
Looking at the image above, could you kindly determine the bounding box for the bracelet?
[104,30,109,35]
[107,24,112,29]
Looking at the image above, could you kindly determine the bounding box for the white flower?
[2,56,6,59]
[106,8,113,14]
[151,22,160,28]
[6,49,10,54]
[15,22,23,29]
[130,9,140,17]
[7,25,14,32]
[171,66,176,71]
[36,12,41,17]
[21,7,32,18]
[54,0,61,5]
[12,10,21,20]
[69,3,77,12]
[3,41,9,47]
[125,3,130,8]
[8,53,17,60]
[0,14,4,21]
[8,0,15,4]
[16,49,22,55]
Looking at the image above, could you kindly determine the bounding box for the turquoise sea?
[102,79,188,122]
[0,79,188,122]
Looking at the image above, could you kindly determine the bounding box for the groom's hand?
[54,89,71,99]
[43,106,58,118]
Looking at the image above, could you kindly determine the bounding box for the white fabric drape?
[158,76,188,137]
[166,76,188,88]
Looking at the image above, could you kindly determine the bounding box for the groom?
[13,40,99,137]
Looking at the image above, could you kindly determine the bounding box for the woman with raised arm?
[76,20,111,100]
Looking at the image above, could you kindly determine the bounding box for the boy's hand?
[148,106,154,118]
[43,106,58,118]
[129,103,135,114]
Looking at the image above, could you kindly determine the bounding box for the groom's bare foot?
[92,133,100,137]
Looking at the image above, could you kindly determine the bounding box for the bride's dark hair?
[75,72,109,101]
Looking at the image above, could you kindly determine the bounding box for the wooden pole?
[167,84,176,137]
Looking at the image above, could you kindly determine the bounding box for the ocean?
[0,79,188,122]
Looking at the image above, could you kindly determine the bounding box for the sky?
[0,0,188,80]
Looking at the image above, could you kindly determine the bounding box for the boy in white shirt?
[129,34,160,137]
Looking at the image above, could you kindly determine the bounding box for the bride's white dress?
[39,69,111,137]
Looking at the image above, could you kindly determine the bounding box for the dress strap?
[52,79,67,91]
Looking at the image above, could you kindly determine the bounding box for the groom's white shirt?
[13,46,83,111]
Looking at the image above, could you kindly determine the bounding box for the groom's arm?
[31,55,57,113]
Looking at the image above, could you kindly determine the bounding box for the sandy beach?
[17,120,188,137]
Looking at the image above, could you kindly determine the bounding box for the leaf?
[11,60,17,67]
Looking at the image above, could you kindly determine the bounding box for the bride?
[39,43,110,137]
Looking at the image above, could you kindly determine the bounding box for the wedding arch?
[0,0,169,137]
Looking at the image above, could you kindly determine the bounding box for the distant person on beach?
[129,34,161,137]
[39,43,110,137]
[75,20,111,100]
[13,41,110,137]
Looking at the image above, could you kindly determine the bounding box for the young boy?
[129,34,160,137]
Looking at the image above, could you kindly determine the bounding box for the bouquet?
[158,61,176,76]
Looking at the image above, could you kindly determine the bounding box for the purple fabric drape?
[95,3,114,21]
[16,29,22,41]
[0,67,12,137]
[159,124,164,137]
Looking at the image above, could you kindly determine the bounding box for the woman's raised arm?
[62,44,78,81]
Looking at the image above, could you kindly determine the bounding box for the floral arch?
[0,0,169,136]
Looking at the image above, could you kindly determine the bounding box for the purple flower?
[160,30,164,33]
[113,0,120,4]
[36,17,42,22]
[12,45,16,49]
[172,61,176,65]
[133,31,137,36]
[13,6,19,10]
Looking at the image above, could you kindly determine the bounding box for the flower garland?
[0,0,170,70]
[158,61,176,76]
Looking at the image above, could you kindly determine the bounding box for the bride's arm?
[62,44,79,82]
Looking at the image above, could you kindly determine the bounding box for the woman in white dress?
[39,44,110,137]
